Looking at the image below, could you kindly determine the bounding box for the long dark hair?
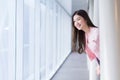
[72,9,97,54]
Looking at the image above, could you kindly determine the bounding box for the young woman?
[72,9,100,80]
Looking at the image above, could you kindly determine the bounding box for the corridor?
[51,52,89,80]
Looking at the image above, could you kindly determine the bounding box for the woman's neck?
[82,25,90,34]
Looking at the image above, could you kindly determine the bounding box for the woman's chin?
[76,26,82,30]
[78,27,82,30]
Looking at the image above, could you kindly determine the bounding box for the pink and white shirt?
[85,27,100,61]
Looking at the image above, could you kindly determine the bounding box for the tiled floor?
[51,52,89,80]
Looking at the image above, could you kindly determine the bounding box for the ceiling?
[72,0,89,14]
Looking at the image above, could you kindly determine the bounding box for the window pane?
[0,0,9,80]
[23,0,35,79]
[23,4,30,79]
[40,3,46,80]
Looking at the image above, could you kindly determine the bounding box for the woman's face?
[73,14,87,30]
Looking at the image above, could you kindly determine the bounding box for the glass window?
[0,0,9,80]
[40,1,72,79]
[0,0,15,80]
[23,0,35,79]
[23,3,31,80]
[40,3,46,80]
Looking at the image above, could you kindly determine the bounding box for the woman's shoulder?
[90,27,99,33]
[90,27,99,38]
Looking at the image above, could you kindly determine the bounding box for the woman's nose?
[76,22,79,26]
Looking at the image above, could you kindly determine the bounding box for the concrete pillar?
[93,0,99,27]
[99,0,120,80]
[88,0,94,22]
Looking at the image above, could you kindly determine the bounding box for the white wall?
[72,0,88,14]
